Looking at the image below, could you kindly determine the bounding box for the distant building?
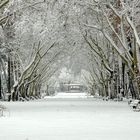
[59,83,87,93]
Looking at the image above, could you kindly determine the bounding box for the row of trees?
[0,0,72,101]
[0,0,140,101]
[78,0,140,99]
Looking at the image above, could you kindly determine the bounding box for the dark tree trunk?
[0,73,2,99]
[7,52,11,101]
[105,82,109,97]
[129,79,136,99]
[122,62,125,97]
[7,52,11,94]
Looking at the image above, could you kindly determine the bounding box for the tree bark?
[7,52,11,94]
[0,73,2,99]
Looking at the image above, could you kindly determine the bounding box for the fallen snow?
[44,92,89,99]
[0,98,140,140]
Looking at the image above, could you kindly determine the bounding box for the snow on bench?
[129,100,140,111]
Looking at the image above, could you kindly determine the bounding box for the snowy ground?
[0,97,140,140]
[44,92,89,99]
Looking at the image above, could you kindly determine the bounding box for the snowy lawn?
[0,98,140,140]
[44,92,89,98]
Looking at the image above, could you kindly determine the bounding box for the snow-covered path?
[0,98,140,140]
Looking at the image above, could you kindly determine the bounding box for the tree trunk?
[121,62,125,97]
[7,52,11,94]
[0,73,2,99]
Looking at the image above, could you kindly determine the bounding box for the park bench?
[103,96,109,101]
[129,100,140,111]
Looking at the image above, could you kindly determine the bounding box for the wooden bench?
[129,100,140,111]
